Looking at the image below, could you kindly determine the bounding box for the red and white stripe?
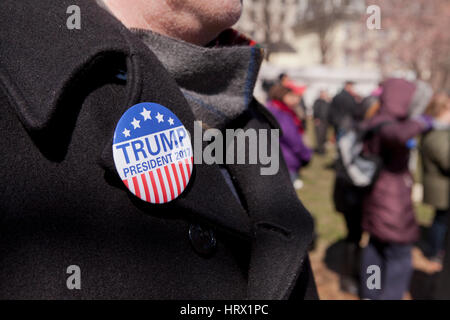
[123,157,193,204]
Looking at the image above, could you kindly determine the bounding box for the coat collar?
[132,28,264,130]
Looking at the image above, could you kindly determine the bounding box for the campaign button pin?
[113,102,193,204]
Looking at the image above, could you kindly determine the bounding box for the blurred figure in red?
[281,75,308,131]
[267,84,312,190]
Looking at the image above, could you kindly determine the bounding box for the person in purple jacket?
[359,78,434,300]
[267,84,312,190]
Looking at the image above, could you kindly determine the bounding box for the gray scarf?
[132,29,264,129]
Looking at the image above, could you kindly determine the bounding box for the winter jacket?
[362,79,429,244]
[328,89,358,134]
[313,98,330,122]
[421,127,450,210]
[267,100,312,173]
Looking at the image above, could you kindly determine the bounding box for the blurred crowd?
[264,75,450,300]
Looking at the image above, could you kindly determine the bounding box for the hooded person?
[359,78,433,300]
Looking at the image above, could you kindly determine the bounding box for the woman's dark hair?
[269,84,292,102]
[278,73,287,81]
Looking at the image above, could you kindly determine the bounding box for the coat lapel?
[226,103,314,299]
[100,38,313,297]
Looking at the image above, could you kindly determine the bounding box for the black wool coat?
[0,0,317,299]
[328,90,358,133]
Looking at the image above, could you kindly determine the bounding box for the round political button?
[113,102,193,204]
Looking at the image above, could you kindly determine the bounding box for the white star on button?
[122,128,131,137]
[140,107,151,120]
[156,112,164,123]
[131,117,141,129]
[168,117,174,126]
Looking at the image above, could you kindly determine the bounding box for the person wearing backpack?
[359,78,434,300]
[333,94,381,295]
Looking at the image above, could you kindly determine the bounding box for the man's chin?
[218,1,243,30]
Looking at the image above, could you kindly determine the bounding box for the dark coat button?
[189,224,217,256]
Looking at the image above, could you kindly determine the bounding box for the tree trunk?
[319,29,329,65]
